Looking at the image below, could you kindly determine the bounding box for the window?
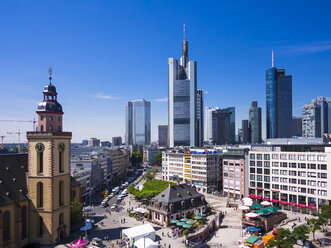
[272,162,279,167]
[272,154,279,160]
[317,155,326,162]
[319,164,327,170]
[250,161,255,166]
[40,125,44,131]
[59,213,64,225]
[3,211,11,241]
[280,154,287,160]
[257,175,262,181]
[58,117,61,121]
[49,125,53,131]
[307,155,316,161]
[250,154,255,159]
[264,154,270,160]
[41,115,44,120]
[281,162,288,168]
[298,155,306,161]
[59,181,64,206]
[250,182,255,187]
[257,154,262,160]
[264,161,270,167]
[257,161,262,167]
[309,164,316,169]
[58,126,61,132]
[257,182,263,188]
[38,151,43,173]
[272,184,279,189]
[37,182,43,208]
[264,176,270,182]
[250,168,255,173]
[59,143,64,173]
[49,116,53,121]
[257,168,262,174]
[320,173,327,179]
[250,175,255,180]
[39,216,43,237]
[264,183,270,189]
[289,154,296,160]
[264,169,270,175]
[22,206,27,239]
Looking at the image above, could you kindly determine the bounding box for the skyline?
[1,1,331,143]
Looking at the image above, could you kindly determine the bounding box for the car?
[102,202,109,208]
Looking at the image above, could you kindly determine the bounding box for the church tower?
[27,67,71,244]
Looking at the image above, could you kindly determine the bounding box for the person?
[162,231,164,237]
[169,245,171,248]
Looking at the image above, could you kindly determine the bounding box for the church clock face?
[35,142,45,152]
[58,142,65,152]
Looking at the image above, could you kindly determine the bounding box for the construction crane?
[7,130,21,153]
[0,136,5,150]
[0,118,37,131]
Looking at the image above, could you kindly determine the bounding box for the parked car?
[102,202,109,208]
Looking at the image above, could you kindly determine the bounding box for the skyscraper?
[204,107,213,143]
[212,108,231,145]
[158,125,168,147]
[292,116,302,137]
[302,103,321,138]
[313,97,329,136]
[224,107,236,144]
[249,101,262,144]
[266,51,292,138]
[168,24,197,147]
[125,99,151,146]
[196,89,204,147]
[241,119,250,144]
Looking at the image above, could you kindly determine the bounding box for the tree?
[131,152,142,165]
[308,218,322,241]
[267,228,296,248]
[154,152,162,166]
[319,205,331,226]
[183,229,189,236]
[292,225,310,244]
[70,198,83,225]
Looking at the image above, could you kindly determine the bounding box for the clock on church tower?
[26,67,72,245]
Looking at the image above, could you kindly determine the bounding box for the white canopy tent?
[122,224,156,242]
[134,238,158,248]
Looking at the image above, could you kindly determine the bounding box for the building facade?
[204,107,213,143]
[126,99,151,147]
[241,120,250,144]
[158,125,168,147]
[266,64,292,139]
[162,149,221,193]
[249,101,262,144]
[292,116,302,137]
[224,107,236,144]
[168,27,197,147]
[212,108,231,145]
[196,89,204,147]
[88,138,100,147]
[312,97,330,137]
[112,136,122,147]
[248,144,331,213]
[302,103,321,138]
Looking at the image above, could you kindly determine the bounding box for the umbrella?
[261,201,272,206]
[170,220,178,224]
[194,216,202,220]
[265,206,281,212]
[245,212,259,218]
[244,202,252,207]
[247,227,261,232]
[250,203,263,209]
[70,239,90,248]
[239,206,250,211]
[180,218,188,222]
[242,198,252,202]
[254,209,271,215]
[182,224,192,229]
[186,220,194,225]
[79,225,92,231]
[176,222,184,226]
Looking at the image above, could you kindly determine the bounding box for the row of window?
[250,153,327,162]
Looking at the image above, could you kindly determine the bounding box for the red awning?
[271,199,279,203]
[297,203,306,208]
[279,201,288,205]
[249,194,255,198]
[255,195,263,199]
[307,205,316,209]
[271,190,280,192]
[263,198,270,201]
[256,188,264,191]
[288,202,297,206]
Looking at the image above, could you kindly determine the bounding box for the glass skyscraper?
[249,101,262,143]
[168,26,197,147]
[125,99,151,146]
[224,107,235,144]
[196,89,204,147]
[266,66,292,139]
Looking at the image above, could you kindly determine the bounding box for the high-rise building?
[112,136,122,147]
[88,137,100,147]
[204,107,213,143]
[168,25,197,147]
[158,125,168,147]
[266,52,292,138]
[313,97,329,136]
[249,101,262,144]
[302,103,321,138]
[241,120,250,144]
[224,107,235,144]
[212,108,231,145]
[292,116,302,137]
[82,139,88,146]
[196,89,204,147]
[125,99,151,146]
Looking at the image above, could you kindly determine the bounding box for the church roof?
[0,154,29,207]
[152,184,203,204]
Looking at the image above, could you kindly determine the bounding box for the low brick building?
[147,184,207,226]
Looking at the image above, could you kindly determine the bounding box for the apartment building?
[162,149,221,193]
[248,144,331,213]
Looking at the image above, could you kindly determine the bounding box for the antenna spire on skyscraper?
[183,23,186,41]
[272,50,274,68]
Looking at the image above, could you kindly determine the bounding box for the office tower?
[327,97,331,132]
[125,99,151,146]
[302,103,321,138]
[266,51,292,138]
[88,137,100,147]
[82,139,88,146]
[196,89,204,147]
[224,107,235,144]
[241,120,250,143]
[249,101,262,144]
[158,125,168,147]
[292,116,302,137]
[212,108,231,145]
[168,25,197,147]
[112,136,122,147]
[204,107,213,143]
[312,97,329,136]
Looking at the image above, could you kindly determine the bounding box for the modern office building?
[248,144,331,213]
[112,136,122,147]
[162,149,221,193]
[168,25,197,147]
[88,137,100,147]
[222,148,249,199]
[312,97,329,137]
[241,120,250,144]
[302,103,321,138]
[196,89,204,147]
[249,101,262,144]
[224,107,236,144]
[266,53,292,138]
[82,139,88,146]
[212,108,231,145]
[158,125,168,147]
[292,116,302,137]
[204,107,213,143]
[125,99,151,146]
[100,141,111,147]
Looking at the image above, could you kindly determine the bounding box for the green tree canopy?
[131,151,142,165]
[71,198,83,225]
[154,152,162,166]
[128,179,175,200]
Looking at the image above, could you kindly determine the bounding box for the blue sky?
[1,1,331,143]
